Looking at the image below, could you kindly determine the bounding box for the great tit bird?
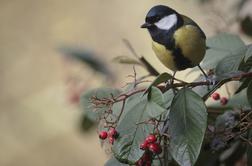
[141,5,207,77]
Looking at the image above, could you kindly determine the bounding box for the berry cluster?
[99,128,118,144]
[136,152,152,166]
[136,134,162,166]
[211,93,228,105]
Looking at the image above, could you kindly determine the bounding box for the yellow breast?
[174,25,206,66]
[152,25,206,71]
[152,40,177,71]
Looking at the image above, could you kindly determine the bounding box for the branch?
[202,72,252,101]
[122,39,160,76]
[92,71,252,127]
[139,57,160,76]
[95,72,252,106]
[240,136,252,147]
[115,99,126,124]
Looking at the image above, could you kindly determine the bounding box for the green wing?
[181,15,206,39]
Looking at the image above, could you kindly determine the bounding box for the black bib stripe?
[172,47,193,70]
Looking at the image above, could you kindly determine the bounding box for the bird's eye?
[156,16,160,20]
[155,16,161,21]
[147,16,161,23]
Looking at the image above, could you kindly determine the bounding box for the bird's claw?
[205,75,217,85]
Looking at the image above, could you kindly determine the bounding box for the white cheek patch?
[155,14,178,30]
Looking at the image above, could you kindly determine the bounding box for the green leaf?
[247,81,252,107]
[80,88,121,121]
[239,59,252,74]
[235,79,252,94]
[148,87,164,105]
[151,160,162,166]
[80,114,96,132]
[144,72,172,95]
[117,92,143,124]
[228,88,250,109]
[147,87,167,118]
[105,157,128,166]
[247,129,252,166]
[112,97,154,164]
[147,101,167,118]
[59,47,114,78]
[112,56,142,65]
[147,102,166,119]
[162,89,175,109]
[215,46,246,77]
[147,88,174,119]
[244,44,252,62]
[200,33,245,69]
[169,88,208,166]
[239,46,252,72]
[146,87,174,118]
[207,33,245,51]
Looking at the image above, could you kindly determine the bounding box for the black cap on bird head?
[141,5,182,31]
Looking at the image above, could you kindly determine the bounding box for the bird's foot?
[205,75,218,86]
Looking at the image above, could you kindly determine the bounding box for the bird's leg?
[170,71,177,94]
[198,65,208,80]
[171,71,176,85]
[197,65,217,90]
[165,72,178,94]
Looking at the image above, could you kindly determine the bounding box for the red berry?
[145,162,151,166]
[220,97,228,105]
[99,131,108,140]
[212,93,220,100]
[108,128,118,138]
[136,159,143,166]
[149,143,162,154]
[140,141,148,150]
[109,137,115,144]
[136,153,152,166]
[142,152,152,161]
[145,134,157,143]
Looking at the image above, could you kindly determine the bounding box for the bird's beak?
[141,22,152,28]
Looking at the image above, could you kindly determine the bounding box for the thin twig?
[203,72,252,101]
[240,136,252,146]
[133,65,137,88]
[115,99,126,123]
[122,39,140,59]
[114,71,252,103]
[241,111,252,122]
[157,154,163,166]
[163,137,169,166]
[139,57,160,76]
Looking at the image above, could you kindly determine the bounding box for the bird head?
[141,5,180,31]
